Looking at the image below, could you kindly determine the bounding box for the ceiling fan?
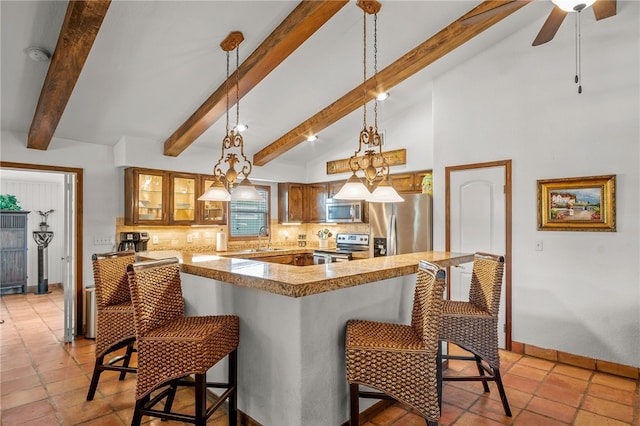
[462,0,617,46]
[463,0,617,93]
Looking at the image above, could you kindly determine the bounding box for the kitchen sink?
[238,248,286,253]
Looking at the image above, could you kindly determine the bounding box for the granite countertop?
[140,249,474,298]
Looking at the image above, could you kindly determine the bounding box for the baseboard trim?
[511,340,639,380]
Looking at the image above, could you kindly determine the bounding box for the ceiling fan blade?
[461,1,527,26]
[592,0,616,20]
[532,6,567,46]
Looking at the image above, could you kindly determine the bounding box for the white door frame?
[445,159,512,350]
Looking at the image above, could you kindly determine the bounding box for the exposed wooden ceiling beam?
[163,0,349,157]
[27,1,111,151]
[253,0,532,166]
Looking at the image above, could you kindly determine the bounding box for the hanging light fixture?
[333,1,403,203]
[199,31,263,202]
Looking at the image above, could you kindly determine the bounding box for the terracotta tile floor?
[1,288,639,425]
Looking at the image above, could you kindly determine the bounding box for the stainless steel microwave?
[325,199,364,223]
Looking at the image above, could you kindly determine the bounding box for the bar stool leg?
[349,383,360,426]
[119,342,135,380]
[194,373,207,426]
[474,354,490,393]
[228,349,238,426]
[131,395,148,426]
[86,356,104,400]
[493,367,512,416]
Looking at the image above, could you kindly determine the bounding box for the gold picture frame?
[537,175,616,232]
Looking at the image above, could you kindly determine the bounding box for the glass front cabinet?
[125,168,228,226]
[198,175,227,225]
[170,173,196,225]
[125,168,169,225]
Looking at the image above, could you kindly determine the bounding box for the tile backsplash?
[116,217,369,253]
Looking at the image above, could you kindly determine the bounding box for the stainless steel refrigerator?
[368,193,432,257]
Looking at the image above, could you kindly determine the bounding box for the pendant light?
[333,1,403,203]
[199,31,262,202]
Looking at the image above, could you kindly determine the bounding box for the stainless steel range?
[313,233,369,264]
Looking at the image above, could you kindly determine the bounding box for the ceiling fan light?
[333,173,371,200]
[198,179,231,201]
[376,92,389,101]
[551,0,596,12]
[230,177,263,201]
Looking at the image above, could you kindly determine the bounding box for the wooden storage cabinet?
[1,211,29,294]
[278,183,305,223]
[305,183,328,223]
[391,170,432,194]
[125,168,169,225]
[197,175,227,225]
[170,173,196,225]
[125,168,228,226]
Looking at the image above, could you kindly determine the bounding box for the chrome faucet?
[258,226,270,251]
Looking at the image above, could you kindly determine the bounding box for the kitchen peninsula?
[142,249,473,425]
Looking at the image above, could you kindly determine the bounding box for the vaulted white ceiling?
[1,1,558,166]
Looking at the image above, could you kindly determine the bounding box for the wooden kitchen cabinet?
[125,168,169,225]
[278,183,305,223]
[328,180,344,199]
[391,170,432,194]
[169,172,197,225]
[197,175,227,225]
[305,183,328,223]
[293,253,314,266]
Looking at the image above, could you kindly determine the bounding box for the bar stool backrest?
[468,252,505,316]
[412,261,447,353]
[126,257,184,336]
[92,251,136,309]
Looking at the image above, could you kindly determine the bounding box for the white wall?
[432,2,639,367]
[1,131,121,289]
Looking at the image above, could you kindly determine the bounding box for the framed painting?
[537,175,616,232]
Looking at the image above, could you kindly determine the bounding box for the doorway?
[445,160,512,349]
[0,161,83,341]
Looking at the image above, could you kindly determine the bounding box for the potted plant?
[0,194,22,211]
[316,228,333,249]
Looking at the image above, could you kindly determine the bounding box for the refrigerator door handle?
[388,214,397,256]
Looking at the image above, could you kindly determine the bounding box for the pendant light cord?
[362,8,367,130]
[373,13,378,130]
[236,47,240,127]
[225,51,230,133]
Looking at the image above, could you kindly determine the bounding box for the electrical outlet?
[94,235,114,245]
[152,235,159,244]
[187,234,193,243]
[535,240,543,251]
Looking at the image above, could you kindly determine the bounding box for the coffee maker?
[118,231,150,252]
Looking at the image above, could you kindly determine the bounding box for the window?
[228,185,270,239]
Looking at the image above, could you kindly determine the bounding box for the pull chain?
[575,10,583,94]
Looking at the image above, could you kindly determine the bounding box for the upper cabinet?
[125,168,169,225]
[169,173,196,225]
[197,175,227,226]
[391,170,432,194]
[278,183,305,223]
[305,183,328,223]
[125,167,227,226]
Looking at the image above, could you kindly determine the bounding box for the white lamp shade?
[368,179,404,203]
[198,180,231,201]
[230,178,263,201]
[333,174,371,200]
[551,0,596,12]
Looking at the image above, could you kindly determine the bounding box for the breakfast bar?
[142,250,473,426]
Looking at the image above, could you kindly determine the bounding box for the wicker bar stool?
[346,261,447,426]
[126,257,239,426]
[439,252,511,416]
[87,250,137,401]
